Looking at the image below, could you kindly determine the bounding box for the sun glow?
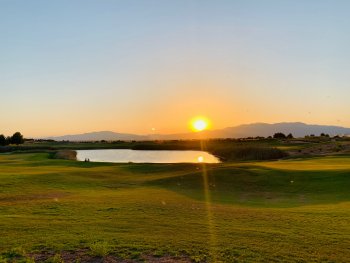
[191,118,209,132]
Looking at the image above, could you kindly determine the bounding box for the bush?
[273,132,287,139]
[209,144,288,161]
[287,133,294,139]
[0,134,6,146]
[11,132,24,145]
[89,241,111,257]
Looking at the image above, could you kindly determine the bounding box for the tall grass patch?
[208,144,288,161]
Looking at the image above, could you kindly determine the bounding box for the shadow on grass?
[147,165,350,208]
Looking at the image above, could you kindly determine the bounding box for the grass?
[0,152,349,262]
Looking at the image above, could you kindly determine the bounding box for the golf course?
[1,141,349,262]
[3,0,350,261]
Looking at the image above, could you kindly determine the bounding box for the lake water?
[76,149,220,163]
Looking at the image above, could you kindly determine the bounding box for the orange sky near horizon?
[2,67,349,137]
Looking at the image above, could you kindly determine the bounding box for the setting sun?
[191,118,209,132]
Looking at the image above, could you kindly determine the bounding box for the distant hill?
[195,122,350,139]
[47,131,148,141]
[47,122,350,141]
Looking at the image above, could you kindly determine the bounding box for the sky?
[1,0,350,137]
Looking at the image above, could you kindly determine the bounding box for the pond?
[76,149,220,163]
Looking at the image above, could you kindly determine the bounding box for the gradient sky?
[1,0,350,137]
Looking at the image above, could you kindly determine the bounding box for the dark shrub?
[0,134,6,146]
[11,132,24,145]
[209,144,288,161]
[287,133,294,139]
[273,132,287,139]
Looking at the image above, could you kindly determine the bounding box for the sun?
[191,118,209,132]
[193,120,207,131]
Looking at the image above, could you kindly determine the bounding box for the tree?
[11,132,24,145]
[287,133,294,139]
[273,132,287,139]
[0,134,6,146]
[5,136,11,145]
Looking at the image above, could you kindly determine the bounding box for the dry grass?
[52,150,77,160]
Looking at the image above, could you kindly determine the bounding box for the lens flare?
[199,140,219,262]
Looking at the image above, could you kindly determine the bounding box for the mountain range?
[46,122,350,141]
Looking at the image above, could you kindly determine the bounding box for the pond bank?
[52,150,77,160]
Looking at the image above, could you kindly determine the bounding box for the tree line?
[273,132,331,139]
[0,132,24,146]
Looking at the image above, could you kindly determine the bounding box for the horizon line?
[34,121,350,139]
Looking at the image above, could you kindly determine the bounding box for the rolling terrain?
[0,152,349,262]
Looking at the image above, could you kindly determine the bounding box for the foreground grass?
[0,153,349,262]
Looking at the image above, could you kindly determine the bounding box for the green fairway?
[0,153,349,262]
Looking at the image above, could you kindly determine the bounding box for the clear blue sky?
[1,0,350,137]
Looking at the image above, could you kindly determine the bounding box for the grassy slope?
[0,153,349,262]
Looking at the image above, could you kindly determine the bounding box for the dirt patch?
[28,250,193,263]
[141,255,192,263]
[288,141,350,156]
